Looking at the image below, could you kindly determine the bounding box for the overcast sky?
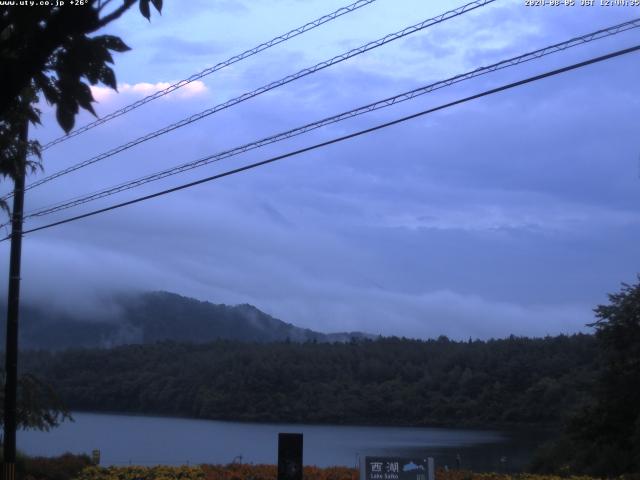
[1,0,639,339]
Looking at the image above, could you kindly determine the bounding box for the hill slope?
[5,291,372,350]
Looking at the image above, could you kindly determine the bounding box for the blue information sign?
[362,457,434,480]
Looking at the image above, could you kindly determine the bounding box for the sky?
[1,0,639,339]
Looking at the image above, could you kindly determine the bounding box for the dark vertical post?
[3,120,28,480]
[277,433,303,480]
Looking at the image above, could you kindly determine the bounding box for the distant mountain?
[3,291,374,350]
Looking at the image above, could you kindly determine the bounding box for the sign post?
[277,433,303,480]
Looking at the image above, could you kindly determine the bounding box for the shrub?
[20,452,92,480]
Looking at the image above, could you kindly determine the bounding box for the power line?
[11,0,495,200]
[19,17,640,221]
[9,44,639,240]
[40,0,379,151]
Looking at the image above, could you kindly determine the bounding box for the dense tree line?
[531,279,640,476]
[19,334,598,428]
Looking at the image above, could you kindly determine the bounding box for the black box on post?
[278,433,303,480]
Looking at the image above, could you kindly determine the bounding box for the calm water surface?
[18,412,549,471]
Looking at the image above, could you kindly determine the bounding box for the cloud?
[5,0,638,342]
[90,80,208,103]
[370,193,640,234]
[1,201,596,340]
[257,283,594,340]
[150,36,229,64]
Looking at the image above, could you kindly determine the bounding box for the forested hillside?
[20,334,598,427]
[2,291,372,350]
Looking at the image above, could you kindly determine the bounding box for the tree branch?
[97,0,137,28]
[98,0,115,13]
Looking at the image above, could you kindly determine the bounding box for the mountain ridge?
[3,290,375,350]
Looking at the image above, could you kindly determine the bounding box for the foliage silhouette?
[0,0,162,206]
[531,278,640,475]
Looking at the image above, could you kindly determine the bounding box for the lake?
[18,412,550,471]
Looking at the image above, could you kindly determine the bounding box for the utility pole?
[3,119,28,480]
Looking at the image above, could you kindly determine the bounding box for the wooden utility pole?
[3,120,28,480]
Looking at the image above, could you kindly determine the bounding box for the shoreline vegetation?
[62,407,564,431]
[13,455,632,480]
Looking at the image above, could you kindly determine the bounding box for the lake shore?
[19,412,552,471]
[63,407,562,432]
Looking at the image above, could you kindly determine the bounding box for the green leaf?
[150,0,163,13]
[35,74,60,105]
[86,37,114,65]
[84,63,100,85]
[56,100,76,133]
[75,81,96,116]
[26,106,42,125]
[98,65,117,90]
[139,0,151,21]
[0,24,14,42]
[97,35,131,53]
